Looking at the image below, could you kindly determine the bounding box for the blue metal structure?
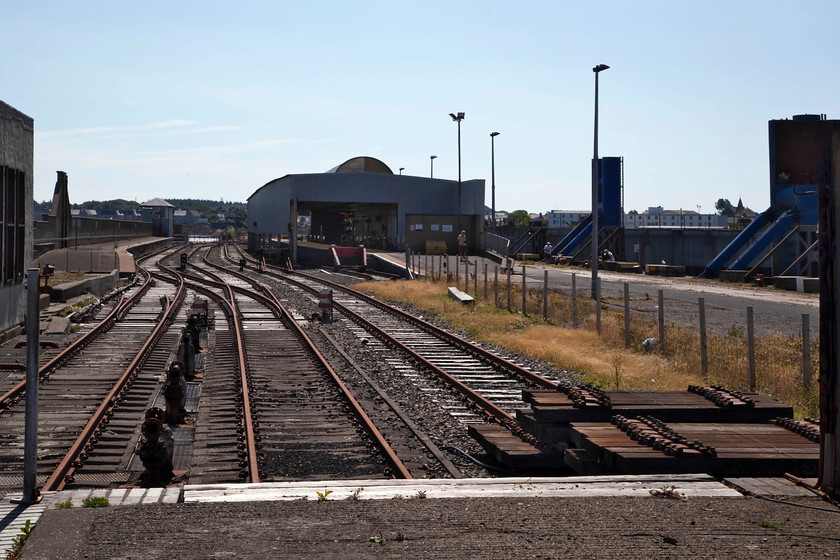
[699,115,824,278]
[552,157,623,258]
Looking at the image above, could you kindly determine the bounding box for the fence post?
[571,273,578,325]
[699,297,708,377]
[543,270,549,320]
[484,263,488,300]
[474,261,478,296]
[747,306,756,391]
[802,313,811,389]
[658,289,665,353]
[507,267,512,311]
[624,282,630,348]
[522,265,527,315]
[456,253,460,285]
[494,266,499,307]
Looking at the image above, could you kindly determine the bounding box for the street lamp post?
[430,155,437,178]
[491,132,500,234]
[450,112,465,231]
[592,64,609,333]
[399,167,404,175]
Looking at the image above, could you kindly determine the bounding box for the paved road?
[436,256,818,339]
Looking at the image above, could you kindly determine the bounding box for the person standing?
[544,241,553,261]
[457,229,467,261]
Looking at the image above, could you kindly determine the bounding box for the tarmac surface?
[6,475,840,559]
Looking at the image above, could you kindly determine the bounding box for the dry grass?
[355,276,819,417]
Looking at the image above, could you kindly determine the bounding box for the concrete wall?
[50,269,120,302]
[0,101,34,338]
[34,215,153,255]
[625,229,739,274]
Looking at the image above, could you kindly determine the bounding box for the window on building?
[1,165,26,285]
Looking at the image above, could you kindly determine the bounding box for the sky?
[3,0,839,214]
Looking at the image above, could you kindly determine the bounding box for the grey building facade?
[0,101,34,338]
[247,157,485,257]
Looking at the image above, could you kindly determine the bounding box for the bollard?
[138,408,174,487]
[163,363,186,425]
[178,332,196,379]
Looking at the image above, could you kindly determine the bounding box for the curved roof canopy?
[326,156,393,175]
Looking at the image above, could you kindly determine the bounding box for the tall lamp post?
[592,64,609,333]
[450,112,465,231]
[399,167,404,175]
[491,131,500,234]
[430,155,437,178]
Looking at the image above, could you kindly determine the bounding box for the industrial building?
[246,156,484,259]
[0,101,34,339]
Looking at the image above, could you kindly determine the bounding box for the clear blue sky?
[4,0,838,215]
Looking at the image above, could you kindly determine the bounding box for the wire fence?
[407,252,819,416]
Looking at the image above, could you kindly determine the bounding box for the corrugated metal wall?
[247,172,485,248]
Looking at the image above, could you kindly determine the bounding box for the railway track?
[0,248,184,494]
[223,244,567,443]
[165,247,413,482]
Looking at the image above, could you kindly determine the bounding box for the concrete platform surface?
[6,475,839,559]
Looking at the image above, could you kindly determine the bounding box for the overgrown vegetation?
[58,297,99,317]
[355,276,819,418]
[3,519,31,560]
[81,497,109,508]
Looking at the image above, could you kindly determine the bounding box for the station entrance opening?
[299,202,397,250]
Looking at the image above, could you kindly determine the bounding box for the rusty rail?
[200,247,412,479]
[41,270,186,491]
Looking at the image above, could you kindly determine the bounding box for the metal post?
[543,270,549,320]
[484,262,488,300]
[491,131,499,234]
[23,268,39,503]
[494,266,499,307]
[405,247,411,278]
[595,275,601,335]
[818,127,840,497]
[506,268,512,311]
[455,253,460,285]
[473,261,478,296]
[747,306,756,391]
[572,272,578,324]
[657,289,665,353]
[803,313,811,389]
[699,297,708,377]
[521,265,527,315]
[623,282,630,348]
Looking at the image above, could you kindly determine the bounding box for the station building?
[0,101,34,339]
[246,156,484,259]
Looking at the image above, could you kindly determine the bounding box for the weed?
[394,532,406,542]
[316,489,332,502]
[411,490,427,499]
[391,493,404,500]
[81,497,109,508]
[611,352,624,390]
[55,500,73,509]
[758,519,784,529]
[649,485,687,500]
[4,519,31,560]
[69,326,80,334]
[345,488,363,501]
[369,532,384,544]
